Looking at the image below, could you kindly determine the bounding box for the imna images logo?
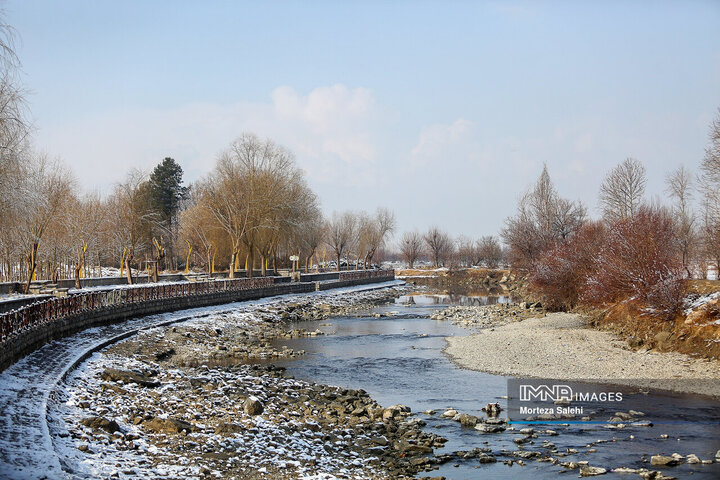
[517,383,624,403]
[519,384,573,402]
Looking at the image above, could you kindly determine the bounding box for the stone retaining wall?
[0,271,394,372]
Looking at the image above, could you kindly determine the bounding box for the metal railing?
[0,276,273,343]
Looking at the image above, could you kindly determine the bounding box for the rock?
[482,402,502,417]
[424,409,436,415]
[144,417,194,434]
[579,466,607,476]
[80,416,121,434]
[100,368,160,388]
[382,407,400,421]
[650,455,679,466]
[214,423,243,435]
[686,454,700,464]
[475,423,506,433]
[653,331,673,349]
[441,409,458,418]
[458,413,479,427]
[477,453,497,463]
[244,396,264,416]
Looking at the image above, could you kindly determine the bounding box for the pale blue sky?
[6,0,720,239]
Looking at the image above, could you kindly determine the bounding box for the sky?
[5,0,720,240]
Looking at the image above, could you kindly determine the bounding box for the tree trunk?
[229,251,236,279]
[23,242,39,294]
[260,254,267,277]
[124,253,134,285]
[336,253,341,272]
[247,249,254,278]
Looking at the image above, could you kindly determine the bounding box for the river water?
[262,290,720,479]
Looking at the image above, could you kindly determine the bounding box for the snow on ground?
[0,280,403,480]
[684,291,720,315]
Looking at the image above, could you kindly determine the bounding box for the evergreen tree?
[148,157,188,226]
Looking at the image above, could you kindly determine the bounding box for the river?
[260,289,720,479]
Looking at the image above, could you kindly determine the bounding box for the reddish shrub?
[530,222,606,310]
[583,206,686,319]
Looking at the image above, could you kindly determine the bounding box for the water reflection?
[395,290,515,306]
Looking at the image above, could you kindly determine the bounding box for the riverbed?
[264,291,720,479]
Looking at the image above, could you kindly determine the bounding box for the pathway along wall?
[0,269,395,372]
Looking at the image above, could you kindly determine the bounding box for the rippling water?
[262,293,720,479]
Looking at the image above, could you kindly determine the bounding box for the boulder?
[214,423,244,435]
[144,417,194,434]
[80,416,121,434]
[482,402,502,417]
[458,413,479,427]
[475,423,506,433]
[650,455,679,466]
[579,466,607,476]
[244,396,264,416]
[101,368,160,388]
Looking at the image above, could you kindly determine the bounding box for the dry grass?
[396,268,449,277]
[687,279,720,295]
[593,283,720,360]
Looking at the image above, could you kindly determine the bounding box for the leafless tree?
[697,109,720,272]
[456,236,476,267]
[66,192,108,287]
[423,226,453,267]
[598,157,647,221]
[400,231,424,268]
[477,235,503,268]
[110,169,153,284]
[666,166,696,274]
[296,210,326,273]
[502,165,585,270]
[0,15,29,165]
[16,154,75,292]
[356,207,396,268]
[326,211,357,271]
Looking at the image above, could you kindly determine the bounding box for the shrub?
[530,222,605,310]
[583,206,686,319]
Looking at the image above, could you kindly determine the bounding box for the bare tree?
[477,235,503,268]
[356,207,396,268]
[699,108,720,272]
[400,231,424,268]
[66,192,107,288]
[297,210,326,273]
[110,169,153,284]
[666,166,695,274]
[16,154,75,292]
[0,15,29,163]
[456,236,476,267]
[423,226,453,267]
[598,157,647,221]
[326,211,357,271]
[502,165,585,270]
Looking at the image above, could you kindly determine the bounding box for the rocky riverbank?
[430,302,544,327]
[51,284,463,479]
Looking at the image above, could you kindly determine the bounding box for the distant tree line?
[397,228,505,270]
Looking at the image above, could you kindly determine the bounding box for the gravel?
[444,312,720,397]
